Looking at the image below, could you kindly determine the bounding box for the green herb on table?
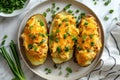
[104,0,111,6]
[0,40,26,80]
[44,68,52,74]
[0,0,27,13]
[66,67,72,73]
[1,35,8,46]
[109,9,114,14]
[104,16,109,21]
[75,10,79,13]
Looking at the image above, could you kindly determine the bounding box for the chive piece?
[104,16,109,21]
[72,37,77,42]
[65,73,69,77]
[66,23,68,26]
[29,25,33,29]
[89,34,94,39]
[66,67,72,73]
[56,29,60,33]
[62,18,68,22]
[82,35,87,40]
[109,9,114,14]
[84,22,88,26]
[39,33,45,37]
[28,44,33,49]
[46,8,50,12]
[29,33,32,37]
[33,45,37,51]
[64,34,67,39]
[81,12,86,18]
[56,7,60,10]
[32,35,36,40]
[3,35,8,39]
[52,14,55,18]
[39,39,45,45]
[68,10,73,14]
[75,10,79,13]
[44,68,48,71]
[91,42,94,46]
[55,38,59,42]
[40,21,44,26]
[63,4,72,11]
[65,46,69,52]
[52,3,55,8]
[43,12,47,17]
[104,0,111,6]
[77,46,81,50]
[51,9,56,14]
[1,40,6,46]
[94,2,97,5]
[57,46,61,53]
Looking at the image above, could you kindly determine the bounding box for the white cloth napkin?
[79,23,120,80]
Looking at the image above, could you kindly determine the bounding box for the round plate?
[17,0,104,80]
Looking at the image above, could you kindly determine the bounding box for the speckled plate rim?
[17,0,104,80]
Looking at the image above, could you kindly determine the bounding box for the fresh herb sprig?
[0,40,26,80]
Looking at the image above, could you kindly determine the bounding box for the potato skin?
[49,11,79,64]
[21,14,48,66]
[75,15,102,67]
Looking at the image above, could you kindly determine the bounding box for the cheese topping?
[21,15,48,64]
[50,12,79,61]
[76,15,102,66]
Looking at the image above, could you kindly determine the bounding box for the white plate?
[0,0,30,17]
[17,0,104,80]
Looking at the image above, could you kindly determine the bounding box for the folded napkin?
[79,23,120,80]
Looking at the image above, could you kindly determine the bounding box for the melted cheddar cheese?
[76,15,102,66]
[21,14,48,65]
[49,12,79,63]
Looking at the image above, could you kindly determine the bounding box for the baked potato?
[21,14,48,66]
[49,11,79,64]
[75,15,102,67]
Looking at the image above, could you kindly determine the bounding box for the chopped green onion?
[0,40,26,80]
[82,35,87,40]
[65,46,69,52]
[77,46,81,50]
[57,46,61,53]
[64,34,67,39]
[84,22,88,26]
[28,44,33,49]
[75,10,79,13]
[56,7,60,10]
[63,4,72,11]
[104,16,109,21]
[91,42,94,46]
[43,12,47,17]
[46,8,50,12]
[40,21,44,26]
[68,10,73,14]
[104,0,111,6]
[66,67,72,73]
[109,9,114,14]
[55,38,59,42]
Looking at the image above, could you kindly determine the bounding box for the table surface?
[0,0,120,80]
